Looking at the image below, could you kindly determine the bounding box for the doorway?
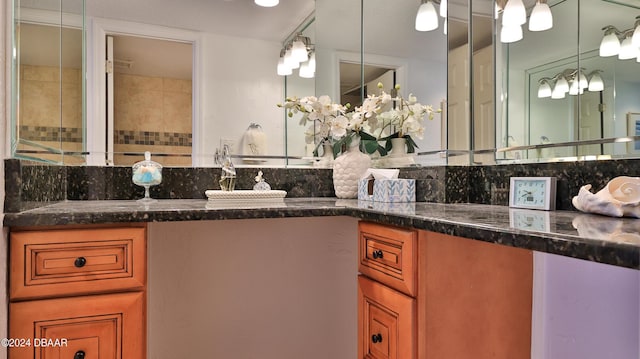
[106,35,193,166]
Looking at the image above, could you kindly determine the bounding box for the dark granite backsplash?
[5,158,640,213]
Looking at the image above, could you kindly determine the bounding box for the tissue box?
[358,178,416,203]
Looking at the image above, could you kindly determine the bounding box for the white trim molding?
[86,17,203,166]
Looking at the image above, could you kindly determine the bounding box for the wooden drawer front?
[9,291,145,359]
[31,241,128,281]
[11,227,146,300]
[358,276,415,359]
[358,222,417,296]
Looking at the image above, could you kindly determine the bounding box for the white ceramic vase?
[313,143,334,168]
[332,140,371,199]
[389,137,407,157]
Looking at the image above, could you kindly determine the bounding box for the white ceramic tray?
[205,189,287,200]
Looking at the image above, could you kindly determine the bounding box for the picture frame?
[626,112,640,154]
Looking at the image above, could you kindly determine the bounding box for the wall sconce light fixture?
[599,17,640,60]
[498,0,554,44]
[277,34,315,78]
[538,69,604,99]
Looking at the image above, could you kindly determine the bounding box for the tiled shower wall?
[114,73,192,166]
[18,65,83,164]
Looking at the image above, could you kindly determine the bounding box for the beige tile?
[163,78,192,93]
[163,92,192,133]
[21,65,60,82]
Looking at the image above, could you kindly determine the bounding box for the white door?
[106,35,115,165]
[472,45,494,164]
[447,44,470,165]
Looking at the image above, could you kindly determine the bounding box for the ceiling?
[85,0,315,43]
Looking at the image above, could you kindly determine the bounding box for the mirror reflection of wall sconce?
[255,0,279,8]
[415,0,446,34]
[537,69,604,99]
[497,0,553,44]
[277,34,315,78]
[599,17,640,61]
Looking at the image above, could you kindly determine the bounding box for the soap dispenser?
[215,144,236,191]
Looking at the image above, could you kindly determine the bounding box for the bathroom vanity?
[3,198,639,358]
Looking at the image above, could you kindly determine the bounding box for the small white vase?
[332,141,371,199]
[389,137,408,158]
[313,143,334,168]
[383,137,415,167]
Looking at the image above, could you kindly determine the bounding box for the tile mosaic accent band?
[115,130,192,147]
[19,125,82,143]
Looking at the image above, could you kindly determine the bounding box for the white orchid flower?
[331,115,349,139]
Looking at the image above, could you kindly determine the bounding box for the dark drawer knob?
[74,350,86,359]
[371,333,383,343]
[74,257,87,268]
[372,250,384,259]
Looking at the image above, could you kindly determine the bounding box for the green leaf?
[377,144,388,156]
[362,139,379,154]
[359,131,377,141]
[385,139,393,152]
[400,135,417,153]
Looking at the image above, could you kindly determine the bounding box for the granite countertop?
[3,198,639,270]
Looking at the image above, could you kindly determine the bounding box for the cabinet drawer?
[358,275,415,359]
[358,221,417,296]
[10,227,146,300]
[9,291,146,359]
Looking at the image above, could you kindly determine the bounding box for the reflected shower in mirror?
[12,1,84,164]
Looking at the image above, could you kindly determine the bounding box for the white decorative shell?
[571,176,640,218]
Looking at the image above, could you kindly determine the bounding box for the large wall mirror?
[497,0,640,163]
[11,0,85,164]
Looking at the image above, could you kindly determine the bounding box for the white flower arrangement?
[361,83,441,153]
[279,95,381,157]
[279,83,440,157]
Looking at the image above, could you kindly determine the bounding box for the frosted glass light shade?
[277,58,292,76]
[555,76,569,93]
[618,36,639,60]
[551,84,566,99]
[299,61,314,78]
[528,1,553,32]
[307,52,316,73]
[255,0,278,7]
[500,24,523,43]
[568,80,583,95]
[537,82,552,98]
[599,32,620,57]
[291,39,309,63]
[578,71,588,89]
[588,73,604,92]
[633,25,640,47]
[415,1,439,32]
[502,0,526,26]
[284,47,299,69]
[439,0,447,18]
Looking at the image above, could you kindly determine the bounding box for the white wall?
[147,217,358,359]
[532,252,640,359]
[200,32,286,166]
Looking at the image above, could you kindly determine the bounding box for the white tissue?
[360,168,399,180]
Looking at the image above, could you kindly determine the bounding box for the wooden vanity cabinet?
[358,221,533,359]
[8,226,147,359]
